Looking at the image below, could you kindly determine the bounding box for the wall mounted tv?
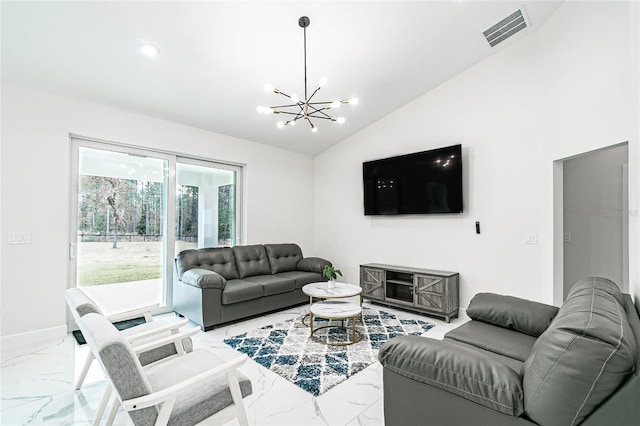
[363,144,463,215]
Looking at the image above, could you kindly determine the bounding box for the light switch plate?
[524,233,538,245]
[563,232,571,242]
[8,232,31,244]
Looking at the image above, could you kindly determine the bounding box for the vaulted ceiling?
[1,1,563,155]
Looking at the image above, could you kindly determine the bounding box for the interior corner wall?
[314,0,639,307]
[0,84,315,338]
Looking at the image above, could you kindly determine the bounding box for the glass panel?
[176,162,236,255]
[76,147,168,310]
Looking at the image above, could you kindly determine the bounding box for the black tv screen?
[363,144,463,215]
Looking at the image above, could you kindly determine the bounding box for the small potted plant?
[323,265,342,289]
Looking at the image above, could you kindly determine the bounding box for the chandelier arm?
[306,115,334,121]
[278,111,306,116]
[307,86,322,103]
[307,104,332,118]
[307,101,335,106]
[270,104,300,109]
[303,24,308,102]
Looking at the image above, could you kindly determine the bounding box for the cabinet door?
[415,275,444,312]
[360,267,384,300]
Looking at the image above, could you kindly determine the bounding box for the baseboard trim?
[1,325,68,348]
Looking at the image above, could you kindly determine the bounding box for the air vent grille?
[483,9,527,47]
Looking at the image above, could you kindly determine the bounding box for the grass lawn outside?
[77,240,197,286]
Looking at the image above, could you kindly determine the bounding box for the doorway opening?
[554,142,629,303]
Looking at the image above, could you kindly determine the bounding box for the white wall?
[0,84,315,338]
[314,1,639,307]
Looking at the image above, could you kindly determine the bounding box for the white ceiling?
[1,1,563,155]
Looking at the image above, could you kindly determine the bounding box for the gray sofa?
[173,243,331,331]
[379,277,640,426]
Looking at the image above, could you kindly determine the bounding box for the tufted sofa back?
[175,247,239,280]
[522,277,637,426]
[232,245,272,278]
[264,243,303,274]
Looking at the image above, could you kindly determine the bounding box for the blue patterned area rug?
[223,307,434,396]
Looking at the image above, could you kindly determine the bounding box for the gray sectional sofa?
[173,243,331,331]
[379,277,640,426]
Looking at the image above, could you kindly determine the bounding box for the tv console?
[359,263,459,322]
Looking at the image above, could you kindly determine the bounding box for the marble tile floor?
[1,302,467,425]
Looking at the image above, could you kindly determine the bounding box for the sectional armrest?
[467,293,559,337]
[297,257,331,274]
[180,268,227,289]
[378,335,524,416]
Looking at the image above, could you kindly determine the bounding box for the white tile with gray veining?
[0,302,465,425]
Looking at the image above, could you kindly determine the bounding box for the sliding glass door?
[69,138,242,319]
[176,158,240,255]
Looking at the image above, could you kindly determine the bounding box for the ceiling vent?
[483,9,528,47]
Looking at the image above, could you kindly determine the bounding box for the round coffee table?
[309,300,363,346]
[301,281,363,326]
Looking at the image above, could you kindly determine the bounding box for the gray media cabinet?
[359,263,459,322]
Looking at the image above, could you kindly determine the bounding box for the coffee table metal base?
[310,301,363,346]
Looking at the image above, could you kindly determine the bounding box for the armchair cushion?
[181,269,227,290]
[466,292,559,337]
[297,257,331,274]
[65,287,103,317]
[264,243,303,274]
[379,335,524,416]
[145,349,252,425]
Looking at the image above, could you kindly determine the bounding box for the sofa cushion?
[221,279,264,305]
[276,271,323,289]
[181,269,226,289]
[523,277,637,426]
[466,292,559,337]
[243,275,295,296]
[176,247,239,280]
[443,338,524,373]
[445,320,537,362]
[379,335,524,416]
[232,245,272,278]
[297,257,331,274]
[264,243,303,274]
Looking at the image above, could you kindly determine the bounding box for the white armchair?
[78,312,252,426]
[64,288,194,389]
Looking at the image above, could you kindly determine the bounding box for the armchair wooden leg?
[104,396,119,426]
[75,351,95,390]
[227,370,248,426]
[92,384,112,426]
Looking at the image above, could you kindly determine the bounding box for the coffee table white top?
[302,281,362,298]
[310,300,362,319]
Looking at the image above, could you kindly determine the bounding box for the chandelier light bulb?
[330,101,341,109]
[256,106,266,114]
[311,124,318,133]
[318,76,328,87]
[263,83,274,92]
[291,93,299,103]
[290,119,296,126]
[138,43,159,57]
[336,117,346,124]
[277,121,285,128]
[348,97,360,105]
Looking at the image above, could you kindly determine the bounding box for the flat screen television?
[363,144,463,215]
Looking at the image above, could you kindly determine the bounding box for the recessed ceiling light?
[138,43,159,57]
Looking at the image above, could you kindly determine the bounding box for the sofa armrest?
[467,293,559,337]
[180,268,226,289]
[378,335,524,416]
[297,257,331,274]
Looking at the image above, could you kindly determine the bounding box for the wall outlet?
[563,232,571,242]
[8,232,31,244]
[524,233,538,245]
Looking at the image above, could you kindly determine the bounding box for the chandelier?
[256,16,359,133]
